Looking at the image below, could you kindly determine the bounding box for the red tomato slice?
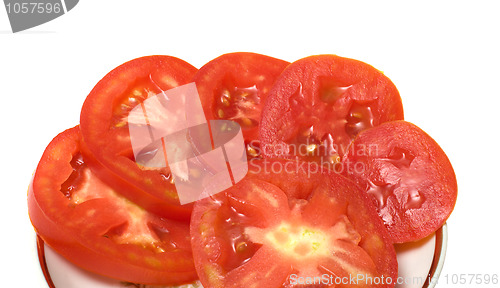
[80,56,197,220]
[191,159,397,288]
[341,121,457,243]
[28,126,197,285]
[193,52,289,158]
[260,55,404,168]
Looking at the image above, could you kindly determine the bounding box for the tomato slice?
[28,126,197,285]
[260,55,404,168]
[79,56,198,220]
[191,159,397,288]
[341,121,457,243]
[193,52,289,159]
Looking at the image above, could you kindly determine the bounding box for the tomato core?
[249,223,332,259]
[243,200,364,275]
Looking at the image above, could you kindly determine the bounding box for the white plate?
[395,224,447,288]
[37,224,447,288]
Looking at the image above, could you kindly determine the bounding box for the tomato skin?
[193,52,289,157]
[80,55,198,220]
[191,159,397,288]
[28,126,197,285]
[341,121,457,243]
[260,55,404,165]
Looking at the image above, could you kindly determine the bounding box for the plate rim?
[424,223,447,288]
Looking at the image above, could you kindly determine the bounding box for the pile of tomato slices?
[28,53,457,288]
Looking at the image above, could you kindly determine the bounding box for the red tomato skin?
[193,52,289,143]
[28,126,197,285]
[80,56,197,220]
[190,159,398,288]
[341,121,457,243]
[260,54,404,161]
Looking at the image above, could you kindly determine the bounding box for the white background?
[1,1,499,287]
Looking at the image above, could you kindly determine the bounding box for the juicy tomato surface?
[28,126,197,285]
[341,121,457,243]
[193,52,289,159]
[191,159,397,288]
[80,55,198,220]
[259,55,404,168]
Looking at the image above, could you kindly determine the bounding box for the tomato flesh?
[341,121,458,243]
[193,52,289,159]
[260,55,404,168]
[80,56,198,219]
[191,159,397,288]
[28,126,197,285]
